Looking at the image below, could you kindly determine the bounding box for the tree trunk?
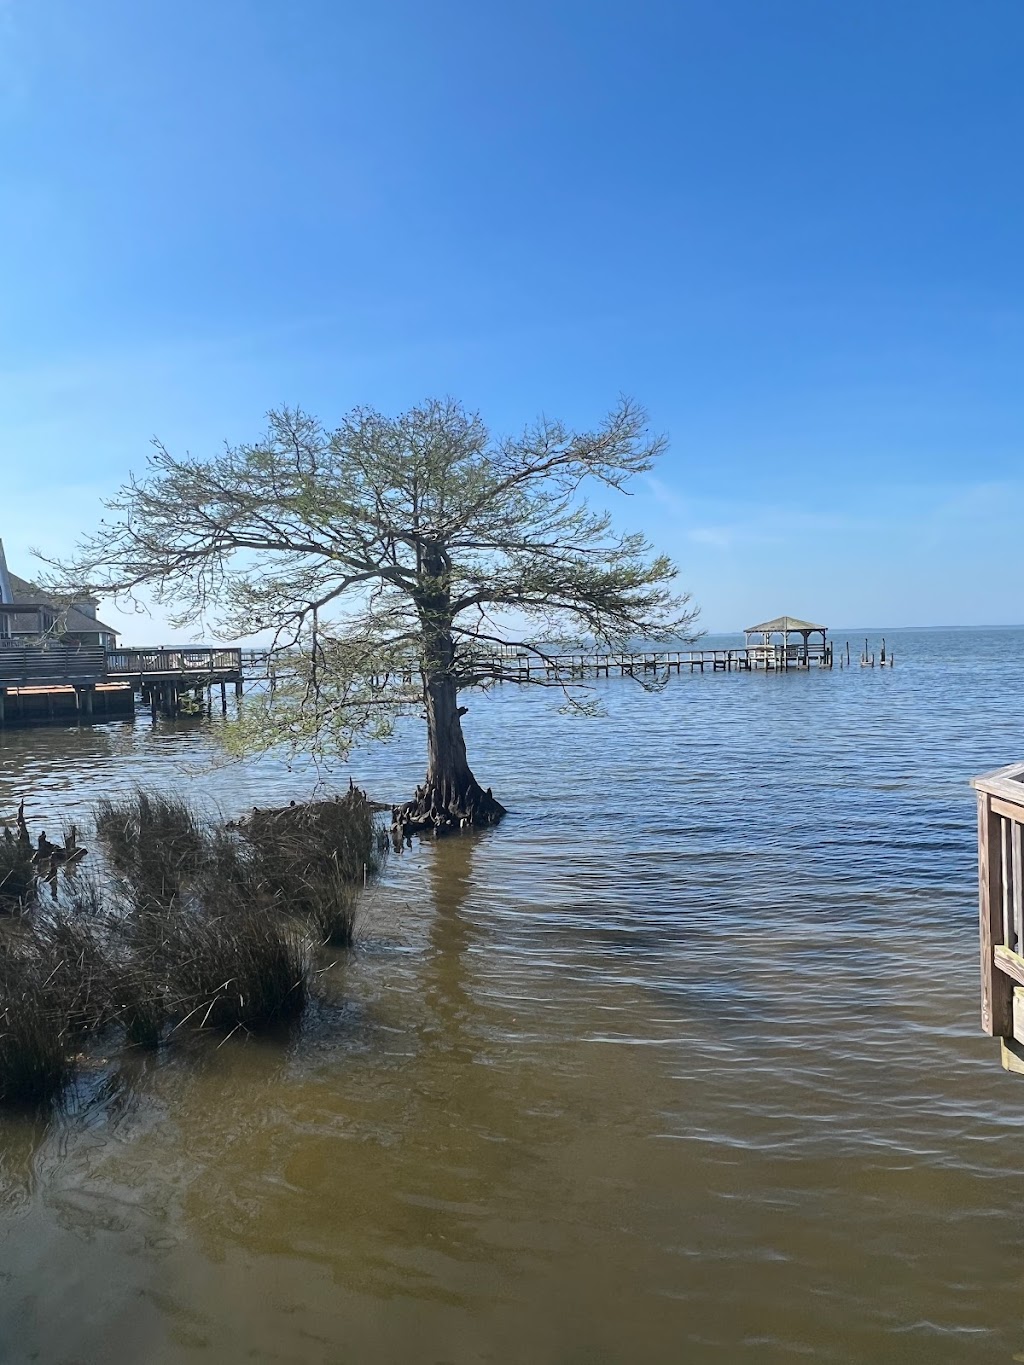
[422,669,503,818]
[391,605,505,838]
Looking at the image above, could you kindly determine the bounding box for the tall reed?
[0,941,72,1104]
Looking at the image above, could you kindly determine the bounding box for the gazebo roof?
[744,615,827,634]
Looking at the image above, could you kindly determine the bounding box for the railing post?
[979,791,1014,1037]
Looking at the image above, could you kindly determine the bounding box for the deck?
[0,644,244,726]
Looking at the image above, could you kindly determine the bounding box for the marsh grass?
[0,941,72,1105]
[95,790,206,907]
[245,791,381,886]
[0,786,381,1104]
[242,790,381,946]
[155,906,308,1031]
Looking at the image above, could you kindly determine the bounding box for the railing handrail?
[0,643,108,688]
[106,646,242,674]
[971,762,1024,805]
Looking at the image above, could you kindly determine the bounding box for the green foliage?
[45,397,698,765]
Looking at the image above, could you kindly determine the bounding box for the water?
[2,626,1024,1364]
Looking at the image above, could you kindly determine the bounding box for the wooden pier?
[106,647,243,719]
[972,761,1024,1071]
[239,641,837,691]
[477,644,835,678]
[0,644,243,727]
[0,644,133,727]
[0,634,843,729]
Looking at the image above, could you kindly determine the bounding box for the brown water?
[2,627,1024,1363]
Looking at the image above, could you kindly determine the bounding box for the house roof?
[0,539,12,605]
[745,615,827,635]
[5,567,118,639]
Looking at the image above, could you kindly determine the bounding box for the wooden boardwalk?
[242,644,835,686]
[0,638,839,727]
[106,647,243,718]
[480,644,834,678]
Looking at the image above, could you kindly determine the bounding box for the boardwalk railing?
[237,643,835,679]
[478,646,833,676]
[0,644,108,688]
[972,762,1024,1047]
[106,647,243,678]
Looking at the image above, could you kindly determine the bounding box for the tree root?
[390,780,506,843]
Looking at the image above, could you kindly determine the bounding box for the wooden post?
[979,792,1014,1036]
[220,680,227,712]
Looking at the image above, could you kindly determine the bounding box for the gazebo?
[743,615,830,669]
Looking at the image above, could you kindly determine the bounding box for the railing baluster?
[1003,816,1014,950]
[1014,820,1024,965]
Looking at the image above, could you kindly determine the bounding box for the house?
[0,539,118,649]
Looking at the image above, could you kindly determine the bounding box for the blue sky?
[1,0,1021,637]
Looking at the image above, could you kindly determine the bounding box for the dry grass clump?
[28,891,113,1035]
[143,904,308,1031]
[0,939,73,1105]
[242,789,382,946]
[296,871,359,947]
[0,785,381,1106]
[245,789,381,887]
[95,790,206,908]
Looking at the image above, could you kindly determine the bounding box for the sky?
[1,0,1021,638]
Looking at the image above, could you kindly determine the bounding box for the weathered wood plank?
[991,795,1024,823]
[993,943,1024,990]
[1000,1036,1024,1074]
[1010,813,1021,955]
[972,763,1024,804]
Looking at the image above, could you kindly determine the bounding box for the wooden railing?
[0,645,108,687]
[238,644,834,679]
[106,647,242,677]
[972,762,1024,1040]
